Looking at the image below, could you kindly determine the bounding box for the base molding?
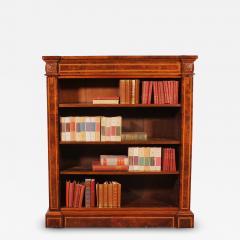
[46,210,63,228]
[46,209,194,228]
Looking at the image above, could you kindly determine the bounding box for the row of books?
[119,79,140,104]
[101,116,122,141]
[66,181,86,208]
[65,179,121,208]
[60,116,121,142]
[91,147,176,172]
[61,116,100,141]
[142,81,179,104]
[128,147,162,171]
[96,182,121,208]
[162,148,176,171]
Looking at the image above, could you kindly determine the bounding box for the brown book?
[85,179,91,208]
[135,80,140,104]
[96,183,99,207]
[112,182,118,208]
[78,184,85,208]
[125,80,130,104]
[120,80,125,104]
[69,181,76,208]
[92,162,128,171]
[66,180,70,208]
[118,183,121,207]
[107,182,113,208]
[90,179,95,207]
[73,183,81,208]
[98,184,104,208]
[103,182,108,208]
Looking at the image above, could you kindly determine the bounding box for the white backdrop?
[0,0,240,239]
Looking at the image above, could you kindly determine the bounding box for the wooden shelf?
[59,103,181,108]
[59,139,180,145]
[60,169,180,175]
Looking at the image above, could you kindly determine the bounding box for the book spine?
[125,80,130,104]
[65,117,71,141]
[135,80,140,104]
[66,180,70,207]
[69,181,75,208]
[85,179,91,208]
[60,117,66,141]
[103,183,108,208]
[98,184,103,208]
[117,183,121,207]
[90,179,95,207]
[108,183,113,208]
[120,80,125,104]
[131,80,135,104]
[112,183,118,208]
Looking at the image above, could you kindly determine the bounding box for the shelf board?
[60,169,179,175]
[61,207,179,211]
[59,103,181,108]
[59,139,180,145]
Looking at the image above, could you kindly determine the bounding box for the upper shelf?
[59,103,181,108]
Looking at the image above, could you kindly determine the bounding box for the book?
[162,148,176,171]
[100,155,129,166]
[78,184,85,208]
[93,96,119,104]
[69,181,76,208]
[85,179,91,208]
[120,79,140,104]
[128,147,162,172]
[121,132,147,141]
[66,180,70,208]
[92,161,129,171]
[90,179,95,207]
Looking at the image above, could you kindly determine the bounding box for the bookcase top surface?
[43,55,198,61]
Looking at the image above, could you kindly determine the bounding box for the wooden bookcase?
[43,55,198,228]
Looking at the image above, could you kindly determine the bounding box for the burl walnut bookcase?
[43,55,198,228]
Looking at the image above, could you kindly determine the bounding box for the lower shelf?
[46,208,194,228]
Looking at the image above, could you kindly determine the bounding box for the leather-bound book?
[98,184,104,208]
[96,183,99,207]
[78,184,85,208]
[118,183,121,207]
[66,180,70,208]
[135,80,140,104]
[112,182,118,208]
[90,179,95,207]
[73,183,81,208]
[107,182,113,208]
[69,181,76,208]
[103,182,108,208]
[85,179,91,208]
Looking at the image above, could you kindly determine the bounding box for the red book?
[90,179,95,207]
[78,184,85,208]
[147,81,153,104]
[69,181,76,208]
[174,81,179,104]
[66,180,70,207]
[169,81,173,104]
[73,183,81,208]
[158,81,164,104]
[92,161,128,171]
[172,148,176,171]
[142,81,146,104]
[153,81,158,104]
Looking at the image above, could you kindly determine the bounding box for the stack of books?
[92,96,119,104]
[128,147,161,171]
[60,116,100,141]
[119,79,140,104]
[101,116,122,141]
[162,148,176,171]
[142,81,179,104]
[121,132,147,141]
[96,182,121,208]
[92,155,129,171]
[66,181,85,208]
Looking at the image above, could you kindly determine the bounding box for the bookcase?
[43,55,198,228]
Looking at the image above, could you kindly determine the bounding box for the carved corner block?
[45,61,58,76]
[176,211,194,228]
[46,211,63,228]
[182,61,194,75]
